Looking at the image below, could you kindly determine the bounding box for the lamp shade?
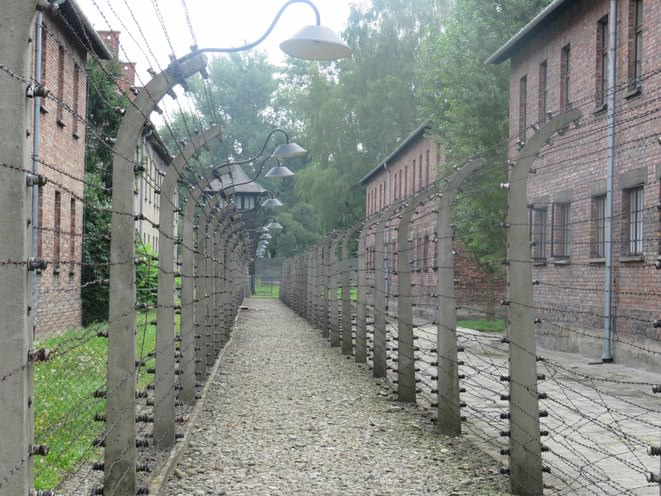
[280,25,351,61]
[265,165,295,178]
[261,197,284,207]
[260,233,272,240]
[271,142,307,159]
[266,221,283,230]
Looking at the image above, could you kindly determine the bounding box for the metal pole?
[602,0,618,363]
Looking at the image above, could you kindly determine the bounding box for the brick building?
[360,122,501,317]
[98,30,174,255]
[487,0,661,368]
[35,1,111,335]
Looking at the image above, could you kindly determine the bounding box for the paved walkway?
[161,299,509,496]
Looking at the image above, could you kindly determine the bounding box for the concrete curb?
[148,305,245,495]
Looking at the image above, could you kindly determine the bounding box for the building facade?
[488,0,660,368]
[360,123,501,318]
[35,1,111,335]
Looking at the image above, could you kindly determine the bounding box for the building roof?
[208,162,267,195]
[485,0,573,65]
[359,120,432,186]
[57,0,113,60]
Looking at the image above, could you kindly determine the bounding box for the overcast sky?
[78,0,357,86]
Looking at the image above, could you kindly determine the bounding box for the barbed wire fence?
[0,2,254,495]
[281,90,661,494]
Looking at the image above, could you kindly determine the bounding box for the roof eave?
[485,0,572,65]
[360,119,432,186]
[59,0,113,60]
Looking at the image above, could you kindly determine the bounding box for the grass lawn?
[33,312,158,489]
[253,282,280,298]
[458,318,506,333]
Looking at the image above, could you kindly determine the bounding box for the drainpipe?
[31,12,44,338]
[602,0,617,362]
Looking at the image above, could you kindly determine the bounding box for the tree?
[81,59,130,324]
[282,0,448,233]
[416,0,552,318]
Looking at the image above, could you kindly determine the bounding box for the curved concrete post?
[506,109,581,495]
[436,160,485,436]
[396,189,438,403]
[355,222,370,364]
[329,238,340,347]
[0,3,40,493]
[106,53,207,494]
[342,222,363,355]
[316,242,327,336]
[307,250,316,323]
[373,207,394,378]
[154,126,221,447]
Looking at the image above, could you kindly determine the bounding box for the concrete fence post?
[316,243,325,332]
[105,54,207,494]
[154,126,221,447]
[506,109,581,495]
[373,210,392,378]
[0,3,39,494]
[435,160,484,436]
[396,202,416,403]
[308,250,316,324]
[355,225,369,363]
[342,223,362,356]
[329,238,340,347]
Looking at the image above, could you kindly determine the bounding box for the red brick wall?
[35,12,91,335]
[363,131,506,319]
[506,0,661,366]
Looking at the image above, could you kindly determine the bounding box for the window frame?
[560,44,571,109]
[551,202,571,260]
[623,185,644,256]
[530,206,548,264]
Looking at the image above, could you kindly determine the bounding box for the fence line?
[281,110,661,495]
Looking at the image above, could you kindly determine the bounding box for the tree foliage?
[82,59,129,325]
[416,0,551,277]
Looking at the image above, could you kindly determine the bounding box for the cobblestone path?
[162,298,510,496]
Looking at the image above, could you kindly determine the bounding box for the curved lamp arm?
[176,0,321,64]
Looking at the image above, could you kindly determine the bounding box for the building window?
[591,195,606,258]
[399,170,403,199]
[382,181,386,208]
[623,186,644,255]
[538,61,547,125]
[519,75,527,140]
[69,199,76,272]
[419,154,423,188]
[72,63,80,138]
[560,44,571,109]
[40,23,47,83]
[423,150,428,189]
[629,0,643,89]
[530,206,547,263]
[37,186,44,258]
[412,160,416,194]
[551,203,570,259]
[597,17,609,106]
[54,191,61,265]
[404,165,408,197]
[56,45,65,125]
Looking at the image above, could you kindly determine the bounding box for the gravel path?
[162,298,510,496]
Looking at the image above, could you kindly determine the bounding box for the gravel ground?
[162,298,510,496]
